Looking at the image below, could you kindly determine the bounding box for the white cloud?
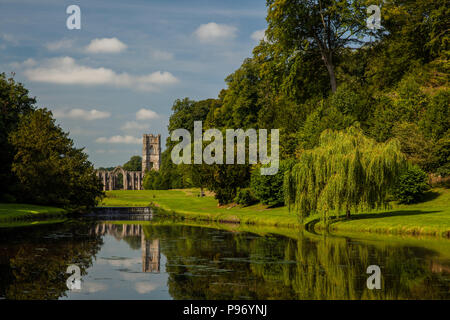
[136,108,159,120]
[96,135,141,144]
[85,37,127,53]
[135,282,158,294]
[121,121,150,131]
[82,282,108,293]
[23,57,179,92]
[53,108,111,121]
[46,39,74,51]
[1,33,18,45]
[194,22,237,42]
[151,50,174,61]
[10,58,36,69]
[251,29,266,42]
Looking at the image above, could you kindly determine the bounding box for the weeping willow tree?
[284,127,406,223]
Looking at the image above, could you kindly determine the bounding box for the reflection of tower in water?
[93,223,161,273]
[141,233,160,273]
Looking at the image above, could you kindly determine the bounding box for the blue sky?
[0,0,267,168]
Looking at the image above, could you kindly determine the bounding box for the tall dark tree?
[266,0,370,92]
[0,73,36,199]
[9,109,103,209]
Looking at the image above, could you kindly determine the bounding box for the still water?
[0,215,449,300]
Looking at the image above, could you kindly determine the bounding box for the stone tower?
[142,134,161,173]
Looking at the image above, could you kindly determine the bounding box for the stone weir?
[86,207,154,221]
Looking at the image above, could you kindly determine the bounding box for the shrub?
[234,188,258,207]
[143,170,165,190]
[250,160,294,207]
[394,166,430,204]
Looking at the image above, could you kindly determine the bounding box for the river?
[0,212,448,299]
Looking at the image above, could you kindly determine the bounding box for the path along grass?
[100,188,450,237]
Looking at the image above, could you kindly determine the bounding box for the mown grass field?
[100,189,299,228]
[100,188,450,237]
[325,188,450,237]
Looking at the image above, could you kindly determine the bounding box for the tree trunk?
[346,207,351,219]
[327,63,337,93]
[320,50,337,93]
[200,187,205,197]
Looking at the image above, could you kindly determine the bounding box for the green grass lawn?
[0,203,66,225]
[324,188,450,237]
[100,188,450,237]
[100,189,299,228]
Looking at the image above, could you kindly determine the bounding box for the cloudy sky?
[0,0,267,168]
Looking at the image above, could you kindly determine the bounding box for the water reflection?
[91,223,161,273]
[0,219,448,300]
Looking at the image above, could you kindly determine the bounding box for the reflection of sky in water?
[62,235,171,300]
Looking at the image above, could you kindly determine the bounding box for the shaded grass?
[0,203,67,227]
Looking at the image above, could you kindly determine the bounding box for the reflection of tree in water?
[0,222,103,300]
[142,225,449,300]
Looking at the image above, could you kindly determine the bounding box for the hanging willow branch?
[284,126,406,222]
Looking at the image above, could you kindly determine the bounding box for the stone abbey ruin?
[96,134,161,191]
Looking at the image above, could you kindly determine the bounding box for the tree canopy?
[284,127,406,222]
[9,108,103,209]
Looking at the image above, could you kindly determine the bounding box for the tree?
[394,165,429,204]
[284,127,406,222]
[203,162,251,205]
[266,0,370,92]
[391,122,435,172]
[0,73,36,199]
[123,155,142,171]
[250,160,294,207]
[143,170,164,190]
[9,109,103,209]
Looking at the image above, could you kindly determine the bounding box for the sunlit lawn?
[327,188,450,237]
[100,188,450,236]
[100,189,300,228]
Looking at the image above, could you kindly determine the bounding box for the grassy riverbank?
[321,188,450,237]
[101,189,299,228]
[100,188,450,237]
[0,203,67,227]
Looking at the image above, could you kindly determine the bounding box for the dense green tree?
[419,89,450,141]
[391,122,436,172]
[9,109,103,209]
[250,160,294,207]
[0,73,36,200]
[143,169,164,190]
[266,0,370,92]
[433,131,450,177]
[203,162,251,205]
[214,59,261,129]
[285,127,406,222]
[123,155,142,171]
[394,165,430,204]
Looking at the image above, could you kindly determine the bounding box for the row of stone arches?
[96,166,143,191]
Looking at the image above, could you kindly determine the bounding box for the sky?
[0,0,268,168]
